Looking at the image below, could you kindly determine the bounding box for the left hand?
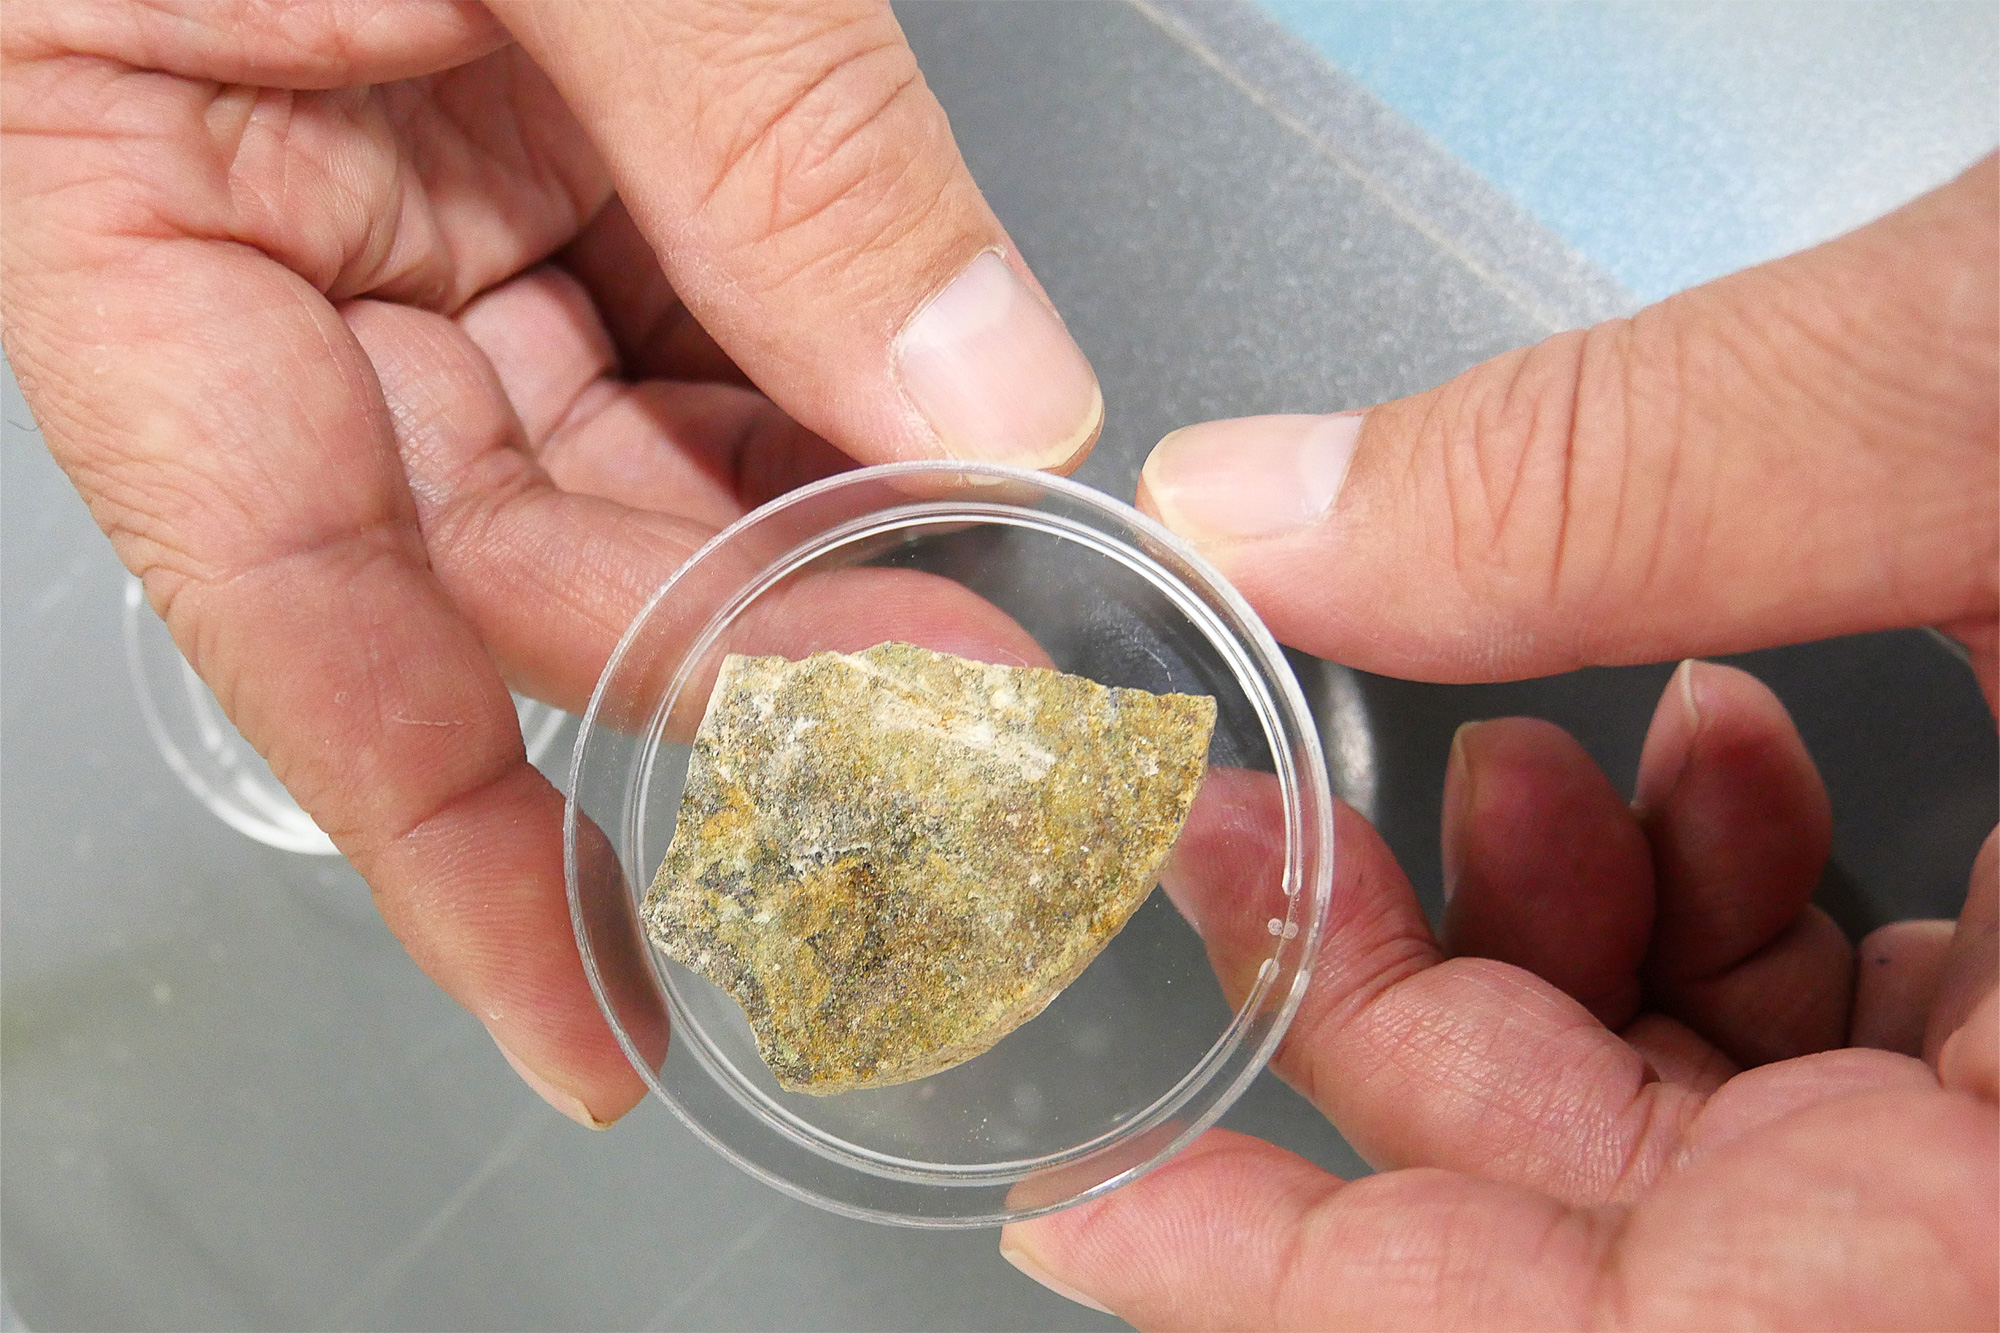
[1003,663,1996,1328]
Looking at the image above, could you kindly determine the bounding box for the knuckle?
[1434,327,1593,598]
[688,7,950,286]
[1430,315,1705,651]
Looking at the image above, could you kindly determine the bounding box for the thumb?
[486,0,1101,472]
[1137,156,1998,685]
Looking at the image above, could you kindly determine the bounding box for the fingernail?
[1440,721,1482,902]
[1141,413,1363,543]
[491,1031,610,1130]
[1000,1245,1114,1316]
[1633,659,1705,815]
[894,251,1103,469]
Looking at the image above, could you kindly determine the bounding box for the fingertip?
[1635,659,1828,845]
[497,6,1103,475]
[1131,469,1161,523]
[1632,658,1701,816]
[1439,719,1482,903]
[1924,829,1998,1065]
[996,1245,1115,1316]
[1938,991,1999,1103]
[492,1029,627,1130]
[1047,382,1103,477]
[1000,1130,1333,1329]
[892,252,1105,471]
[1439,716,1652,1027]
[1137,413,1363,547]
[1638,662,1850,1063]
[1851,919,1956,1056]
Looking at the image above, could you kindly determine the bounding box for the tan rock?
[642,642,1216,1094]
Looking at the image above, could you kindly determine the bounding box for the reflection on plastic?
[1003,1120,1185,1215]
[569,804,670,1074]
[122,576,568,856]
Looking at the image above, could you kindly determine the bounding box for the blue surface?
[1264,0,2000,302]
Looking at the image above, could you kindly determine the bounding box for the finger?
[488,0,1103,471]
[1939,990,1998,1102]
[556,196,751,386]
[454,265,620,446]
[1624,1088,1998,1328]
[1676,1047,1937,1162]
[345,297,1045,716]
[1439,717,1655,1028]
[1163,781,1698,1205]
[1618,1014,1737,1095]
[1927,828,1998,1065]
[9,0,507,87]
[1635,661,1849,1066]
[1135,157,1997,681]
[452,266,850,523]
[7,21,610,317]
[1852,919,1956,1056]
[2,230,649,1126]
[541,379,853,522]
[1000,1129,1602,1331]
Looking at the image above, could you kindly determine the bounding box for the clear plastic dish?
[565,462,1334,1227]
[123,575,568,855]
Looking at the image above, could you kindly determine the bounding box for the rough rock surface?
[642,642,1217,1094]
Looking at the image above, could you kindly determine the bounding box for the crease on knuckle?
[1443,321,1653,656]
[1285,929,1435,1110]
[1437,337,1570,605]
[690,18,940,286]
[1603,1080,1698,1203]
[418,451,548,576]
[1581,1203,1640,1332]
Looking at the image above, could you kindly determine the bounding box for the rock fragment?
[642,642,1216,1094]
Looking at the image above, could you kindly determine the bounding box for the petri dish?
[123,575,568,855]
[565,461,1334,1227]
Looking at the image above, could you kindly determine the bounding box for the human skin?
[1000,159,1998,1329]
[4,5,1993,1326]
[0,0,1100,1128]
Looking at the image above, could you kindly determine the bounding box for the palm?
[198,46,604,315]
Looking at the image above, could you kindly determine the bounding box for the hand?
[1001,159,1996,1327]
[1,1,1100,1127]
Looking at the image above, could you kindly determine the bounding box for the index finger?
[1135,156,1998,686]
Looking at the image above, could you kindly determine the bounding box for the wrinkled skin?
[1,0,1080,1126]
[3,4,1993,1327]
[1004,159,1998,1329]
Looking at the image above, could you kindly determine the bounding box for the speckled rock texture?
[643,642,1217,1094]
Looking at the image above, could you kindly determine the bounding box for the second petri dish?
[124,575,569,855]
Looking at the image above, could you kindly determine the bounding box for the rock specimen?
[643,642,1216,1094]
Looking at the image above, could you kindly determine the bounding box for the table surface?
[1271,0,1997,302]
[5,4,1994,1330]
